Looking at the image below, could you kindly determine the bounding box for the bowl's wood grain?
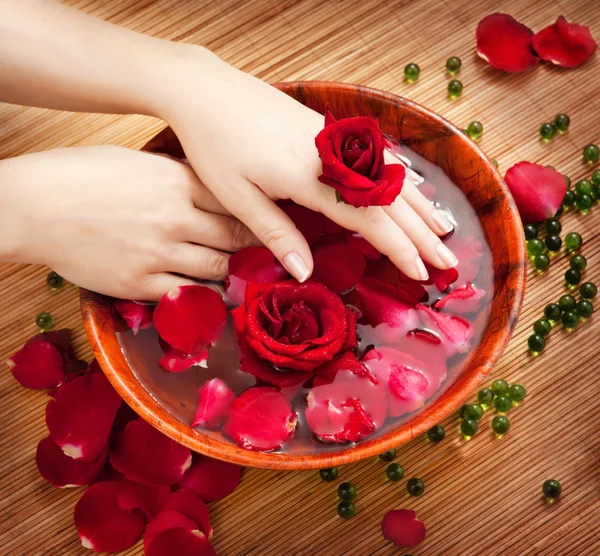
[80,82,526,469]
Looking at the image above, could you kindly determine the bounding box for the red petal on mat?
[94,460,125,483]
[192,378,236,429]
[346,232,381,260]
[144,510,199,554]
[179,455,242,502]
[110,418,192,485]
[476,13,539,72]
[116,479,171,520]
[74,481,146,553]
[36,435,107,488]
[30,328,88,375]
[147,527,216,556]
[46,373,121,460]
[7,338,65,389]
[434,283,486,314]
[504,162,566,223]
[112,401,138,432]
[153,285,227,354]
[114,299,154,335]
[223,386,298,451]
[381,509,426,547]
[416,305,474,355]
[281,204,326,245]
[163,491,213,538]
[533,16,597,68]
[311,242,367,294]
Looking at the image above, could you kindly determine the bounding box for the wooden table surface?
[1,0,599,554]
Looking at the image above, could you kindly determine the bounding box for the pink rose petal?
[416,305,474,355]
[192,378,236,429]
[434,283,486,314]
[381,509,426,547]
[114,299,154,334]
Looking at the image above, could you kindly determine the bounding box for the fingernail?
[436,243,459,268]
[414,256,429,281]
[432,210,454,234]
[283,252,310,283]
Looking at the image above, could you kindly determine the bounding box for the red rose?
[315,113,405,208]
[232,281,355,372]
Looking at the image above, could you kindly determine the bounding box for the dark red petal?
[179,455,242,503]
[311,243,366,294]
[153,285,227,354]
[223,386,297,451]
[159,346,208,373]
[147,527,216,556]
[313,351,372,387]
[192,378,236,429]
[421,265,458,292]
[239,345,312,388]
[281,204,326,245]
[46,373,122,460]
[504,162,567,223]
[7,338,65,389]
[365,258,427,302]
[29,328,88,375]
[112,401,139,432]
[416,305,474,355]
[114,299,154,334]
[36,435,107,487]
[533,16,597,68]
[346,232,382,260]
[322,216,345,234]
[476,13,539,72]
[110,418,192,485]
[381,509,426,547]
[74,481,146,552]
[434,283,486,314]
[94,460,125,483]
[163,490,213,538]
[116,480,171,520]
[144,510,200,553]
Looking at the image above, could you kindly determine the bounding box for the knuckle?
[261,226,292,252]
[230,220,255,250]
[359,206,386,225]
[204,252,229,279]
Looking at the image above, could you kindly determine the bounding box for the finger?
[401,181,454,236]
[385,196,458,269]
[190,181,232,216]
[183,210,260,252]
[141,273,201,301]
[167,243,231,282]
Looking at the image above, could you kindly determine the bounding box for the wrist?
[0,158,31,264]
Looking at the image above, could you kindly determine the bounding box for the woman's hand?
[0,146,257,300]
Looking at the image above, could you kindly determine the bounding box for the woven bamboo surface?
[1,0,599,554]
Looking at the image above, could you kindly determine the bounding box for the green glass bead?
[528,334,545,353]
[576,300,593,318]
[523,224,538,240]
[320,468,339,482]
[426,424,445,443]
[386,463,405,481]
[46,271,64,290]
[404,63,420,82]
[558,294,576,312]
[544,303,561,322]
[561,310,579,329]
[583,144,600,163]
[570,255,587,271]
[576,193,592,213]
[464,404,484,421]
[564,232,583,251]
[565,268,582,286]
[494,395,512,413]
[508,384,526,403]
[562,190,576,208]
[555,205,564,218]
[592,169,600,186]
[491,158,499,168]
[580,282,597,299]
[539,122,557,140]
[542,479,561,500]
[447,79,463,98]
[458,404,468,419]
[337,501,356,519]
[477,387,494,407]
[446,56,462,74]
[545,218,562,235]
[491,415,511,435]
[467,121,483,140]
[527,239,545,256]
[379,449,397,462]
[35,312,53,331]
[575,179,594,196]
[406,478,425,496]
[533,319,551,337]
[491,379,509,396]
[460,419,478,437]
[337,482,357,501]
[545,235,562,252]
[553,113,570,132]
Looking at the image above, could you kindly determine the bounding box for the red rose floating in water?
[315,113,406,207]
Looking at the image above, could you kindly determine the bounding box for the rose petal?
[312,351,373,387]
[30,328,88,375]
[46,374,122,460]
[420,265,459,292]
[281,204,326,245]
[416,305,474,355]
[365,258,428,302]
[112,401,139,432]
[533,16,597,68]
[114,299,154,335]
[381,509,426,547]
[94,460,125,483]
[146,527,216,556]
[434,283,486,314]
[110,418,192,485]
[159,344,208,373]
[323,216,345,234]
[116,480,171,521]
[476,13,539,72]
[7,338,65,390]
[445,234,484,285]
[144,510,200,554]
[192,378,236,429]
[346,232,381,260]
[163,491,213,538]
[311,242,367,294]
[504,162,567,223]
[179,455,242,503]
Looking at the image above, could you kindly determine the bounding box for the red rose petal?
[223,386,298,451]
[312,351,373,387]
[110,418,192,485]
[476,13,539,72]
[46,373,121,460]
[36,435,107,488]
[179,455,242,502]
[7,338,65,389]
[163,490,213,538]
[114,299,154,334]
[365,258,427,302]
[112,401,139,432]
[144,510,199,554]
[158,341,208,373]
[533,16,597,68]
[416,305,474,355]
[94,460,125,483]
[74,481,146,552]
[281,204,326,245]
[311,242,367,294]
[147,527,216,556]
[323,216,345,234]
[504,162,567,223]
[346,232,381,260]
[30,328,88,375]
[192,378,236,429]
[420,264,459,292]
[153,285,227,354]
[434,283,486,314]
[116,480,171,520]
[381,509,426,547]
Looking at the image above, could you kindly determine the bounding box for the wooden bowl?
[80,81,526,470]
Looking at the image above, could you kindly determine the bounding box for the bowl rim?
[80,81,526,470]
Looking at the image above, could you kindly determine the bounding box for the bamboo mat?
[1,0,599,554]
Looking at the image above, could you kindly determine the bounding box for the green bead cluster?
[539,113,570,141]
[337,482,357,518]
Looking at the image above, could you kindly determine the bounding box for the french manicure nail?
[283,252,310,283]
[432,210,454,234]
[414,256,429,281]
[436,243,459,267]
